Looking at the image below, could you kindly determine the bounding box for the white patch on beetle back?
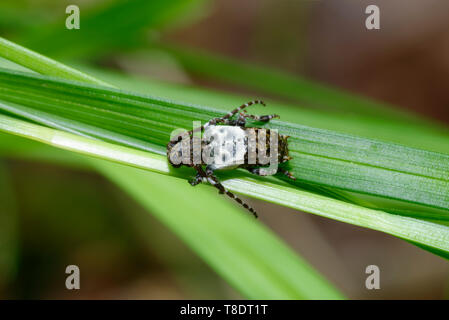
[203,126,247,170]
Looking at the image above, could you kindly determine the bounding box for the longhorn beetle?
[167,100,295,218]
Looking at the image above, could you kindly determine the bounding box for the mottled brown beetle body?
[167,100,295,217]
[167,128,291,167]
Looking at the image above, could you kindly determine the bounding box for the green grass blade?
[0,69,447,212]
[81,64,449,155]
[1,115,449,260]
[0,37,108,86]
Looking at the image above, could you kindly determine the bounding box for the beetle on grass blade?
[167,100,295,218]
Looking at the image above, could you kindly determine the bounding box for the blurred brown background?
[1,0,449,300]
[170,0,449,123]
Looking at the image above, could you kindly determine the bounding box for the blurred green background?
[1,0,449,299]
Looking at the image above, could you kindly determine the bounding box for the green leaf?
[82,64,449,155]
[1,115,449,262]
[0,37,108,86]
[0,68,447,213]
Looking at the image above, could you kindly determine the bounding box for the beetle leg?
[214,99,266,125]
[188,172,203,186]
[193,100,266,132]
[249,166,296,181]
[279,169,296,180]
[247,167,278,176]
[194,165,258,218]
[176,100,267,141]
[241,111,280,122]
[221,114,246,127]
